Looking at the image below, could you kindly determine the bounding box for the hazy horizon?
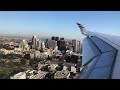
[0,11,120,41]
[0,33,82,41]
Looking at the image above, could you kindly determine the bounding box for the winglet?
[76,23,88,36]
[76,23,85,29]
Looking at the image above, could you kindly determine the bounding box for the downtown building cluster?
[19,35,81,53]
[0,35,82,79]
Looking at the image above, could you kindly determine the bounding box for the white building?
[37,40,42,50]
[72,40,81,52]
[29,70,48,79]
[38,63,47,70]
[10,72,26,79]
[77,41,81,52]
[52,50,61,54]
[41,42,45,50]
[32,35,38,49]
[63,65,67,70]
[48,64,58,71]
[54,70,70,79]
[66,50,72,55]
[30,53,34,59]
[19,39,29,51]
[71,66,77,73]
[30,51,48,59]
[35,51,41,58]
[14,48,22,51]
[72,39,78,52]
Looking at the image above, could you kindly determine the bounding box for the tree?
[29,58,40,67]
[0,54,3,59]
[41,65,49,71]
[56,66,63,71]
[0,67,14,79]
[56,63,63,71]
[20,59,26,66]
[58,62,64,66]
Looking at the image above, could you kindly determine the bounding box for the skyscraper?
[60,37,64,40]
[41,41,45,50]
[77,41,81,52]
[59,40,66,51]
[66,42,73,51]
[45,39,49,48]
[37,40,41,50]
[32,35,42,50]
[57,40,61,50]
[60,40,66,48]
[55,37,59,41]
[72,40,81,52]
[52,36,56,40]
[19,39,29,51]
[72,39,78,52]
[32,35,38,49]
[48,40,57,50]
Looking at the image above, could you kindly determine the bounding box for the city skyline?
[1,11,120,40]
[1,11,120,79]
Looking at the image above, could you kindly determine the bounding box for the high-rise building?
[45,39,48,48]
[59,40,66,51]
[32,35,42,50]
[48,40,57,50]
[19,39,29,51]
[60,38,64,40]
[77,41,81,52]
[72,39,78,52]
[57,40,61,50]
[60,40,66,48]
[32,35,38,49]
[41,41,45,50]
[72,40,81,52]
[52,36,56,40]
[55,37,59,41]
[57,39,66,51]
[66,42,73,51]
[37,40,41,50]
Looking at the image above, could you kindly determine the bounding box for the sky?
[0,11,120,40]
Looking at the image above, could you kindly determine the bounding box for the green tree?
[56,66,63,71]
[0,54,3,59]
[41,65,49,71]
[0,67,14,79]
[20,59,26,66]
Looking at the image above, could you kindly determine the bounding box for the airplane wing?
[77,23,120,79]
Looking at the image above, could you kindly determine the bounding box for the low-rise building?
[71,65,76,73]
[66,50,72,55]
[54,70,70,79]
[30,51,48,59]
[0,48,14,55]
[28,70,48,79]
[14,48,22,52]
[10,72,26,79]
[12,59,21,63]
[63,65,67,71]
[48,64,58,71]
[35,51,41,58]
[38,63,47,70]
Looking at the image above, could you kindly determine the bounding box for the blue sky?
[0,11,120,40]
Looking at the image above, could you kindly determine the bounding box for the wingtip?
[76,23,84,28]
[76,22,88,36]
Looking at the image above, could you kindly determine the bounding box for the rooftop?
[29,71,48,79]
[10,72,26,79]
[54,70,70,78]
